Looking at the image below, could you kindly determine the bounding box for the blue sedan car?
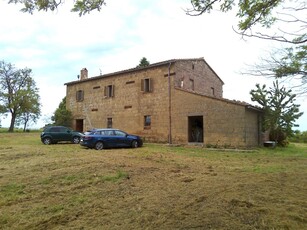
[80,128,143,150]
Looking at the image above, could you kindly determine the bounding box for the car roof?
[45,126,71,129]
[89,128,121,131]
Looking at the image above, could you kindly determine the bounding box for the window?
[104,85,114,98]
[105,130,114,136]
[141,78,153,92]
[114,130,126,137]
[144,115,151,129]
[211,87,215,96]
[60,127,69,133]
[50,127,60,132]
[76,90,84,102]
[189,79,194,91]
[107,118,112,128]
[180,79,184,88]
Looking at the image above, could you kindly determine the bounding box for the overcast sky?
[0,0,306,131]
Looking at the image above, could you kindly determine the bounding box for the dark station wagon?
[80,128,143,150]
[40,126,83,145]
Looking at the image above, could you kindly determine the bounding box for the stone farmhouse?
[64,57,263,147]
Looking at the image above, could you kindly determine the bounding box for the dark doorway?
[188,116,203,142]
[76,119,84,132]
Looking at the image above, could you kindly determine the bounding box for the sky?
[0,0,306,131]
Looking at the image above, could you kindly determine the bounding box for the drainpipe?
[168,62,172,144]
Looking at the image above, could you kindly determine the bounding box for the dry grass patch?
[0,133,306,229]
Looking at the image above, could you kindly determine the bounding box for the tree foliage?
[0,60,41,132]
[52,97,73,127]
[137,57,150,68]
[8,0,106,16]
[187,0,306,43]
[250,80,303,146]
[243,45,307,95]
[289,130,307,143]
[187,0,307,95]
[15,94,41,131]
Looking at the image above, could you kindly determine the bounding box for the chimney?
[80,68,88,80]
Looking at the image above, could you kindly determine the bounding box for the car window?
[100,131,106,135]
[105,130,114,136]
[114,130,126,137]
[60,127,68,132]
[50,127,60,132]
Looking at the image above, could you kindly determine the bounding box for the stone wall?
[173,59,224,98]
[66,64,173,142]
[171,88,261,147]
[65,59,261,147]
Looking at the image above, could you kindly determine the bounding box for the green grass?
[0,132,306,229]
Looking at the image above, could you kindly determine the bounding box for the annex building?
[64,58,263,147]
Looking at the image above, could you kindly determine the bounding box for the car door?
[113,130,130,147]
[103,130,117,147]
[59,127,72,141]
[49,127,62,141]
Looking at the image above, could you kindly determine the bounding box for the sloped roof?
[175,87,263,112]
[64,57,224,86]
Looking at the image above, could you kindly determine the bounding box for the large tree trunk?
[8,112,16,132]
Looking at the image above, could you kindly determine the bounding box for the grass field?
[0,132,306,229]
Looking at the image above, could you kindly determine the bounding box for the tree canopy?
[250,80,303,146]
[51,97,73,127]
[187,0,307,95]
[0,60,41,132]
[187,0,306,44]
[15,92,41,131]
[137,57,150,68]
[8,0,106,16]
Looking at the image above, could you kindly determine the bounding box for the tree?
[250,80,303,146]
[242,45,307,95]
[187,0,306,43]
[137,57,150,68]
[8,0,106,16]
[52,97,73,127]
[0,104,7,128]
[187,0,307,95]
[289,130,307,143]
[0,60,41,132]
[15,93,41,131]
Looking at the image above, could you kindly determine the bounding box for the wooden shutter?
[81,90,84,101]
[76,90,84,101]
[104,86,107,97]
[141,79,144,92]
[149,78,153,92]
[111,85,114,97]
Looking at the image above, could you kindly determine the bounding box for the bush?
[289,131,307,143]
[269,129,288,147]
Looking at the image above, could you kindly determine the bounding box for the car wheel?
[95,141,104,150]
[72,136,80,144]
[131,140,139,148]
[43,137,52,145]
